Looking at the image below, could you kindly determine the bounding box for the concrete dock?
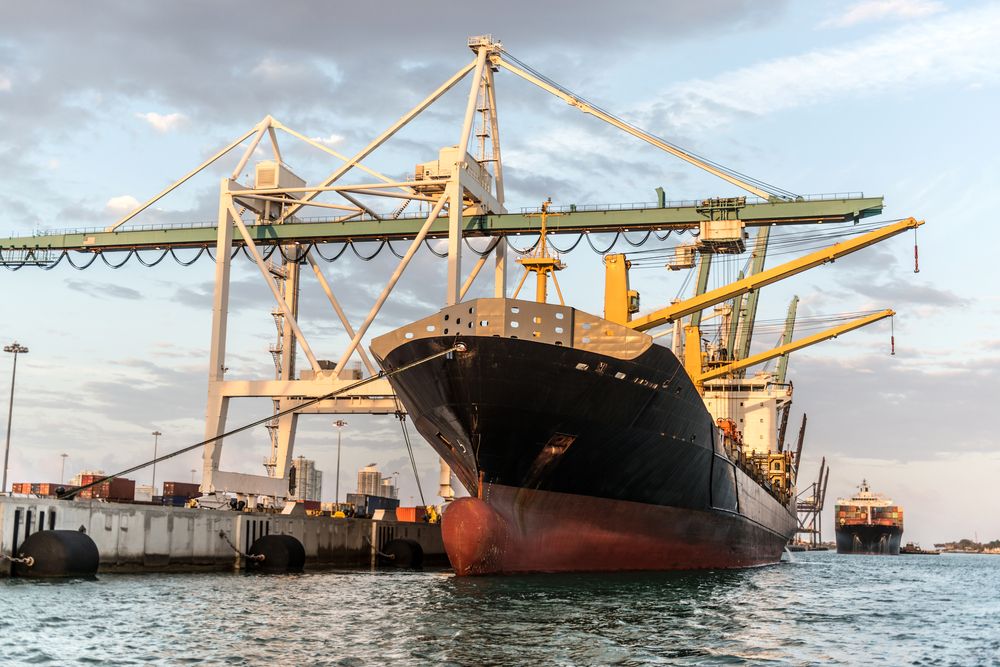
[0,496,446,577]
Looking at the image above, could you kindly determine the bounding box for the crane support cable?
[494,52,797,201]
[58,343,467,500]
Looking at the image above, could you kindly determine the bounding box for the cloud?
[66,279,143,300]
[0,75,10,91]
[310,134,345,148]
[105,195,140,214]
[134,111,188,133]
[654,4,1000,131]
[821,0,945,28]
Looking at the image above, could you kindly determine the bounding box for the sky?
[1,0,997,547]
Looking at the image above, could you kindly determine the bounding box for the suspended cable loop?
[350,239,386,261]
[170,246,207,267]
[654,230,673,242]
[585,232,620,254]
[621,230,651,247]
[463,236,502,257]
[99,249,134,270]
[314,242,350,262]
[386,239,406,259]
[275,242,313,264]
[548,233,584,254]
[40,251,68,272]
[135,248,170,268]
[505,235,541,254]
[424,239,449,258]
[66,251,101,270]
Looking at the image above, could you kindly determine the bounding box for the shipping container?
[287,500,321,511]
[161,495,188,507]
[90,478,135,500]
[346,493,400,517]
[162,482,200,498]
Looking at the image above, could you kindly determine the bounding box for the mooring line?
[58,343,467,500]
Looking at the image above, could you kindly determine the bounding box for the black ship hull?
[835,525,903,554]
[372,303,796,574]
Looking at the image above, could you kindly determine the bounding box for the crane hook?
[913,228,920,273]
[890,316,895,356]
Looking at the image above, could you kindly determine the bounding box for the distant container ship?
[834,481,903,554]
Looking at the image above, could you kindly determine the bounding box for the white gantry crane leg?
[202,181,236,494]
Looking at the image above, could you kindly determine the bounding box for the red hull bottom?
[442,486,791,575]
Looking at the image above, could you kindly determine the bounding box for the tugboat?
[900,542,940,555]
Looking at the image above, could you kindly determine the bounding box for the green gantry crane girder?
[1,196,882,253]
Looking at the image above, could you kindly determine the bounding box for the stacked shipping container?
[835,504,904,528]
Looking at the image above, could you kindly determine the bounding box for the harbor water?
[1,551,997,666]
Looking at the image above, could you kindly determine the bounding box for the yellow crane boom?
[694,309,895,384]
[627,217,923,333]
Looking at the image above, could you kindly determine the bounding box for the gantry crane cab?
[604,253,640,324]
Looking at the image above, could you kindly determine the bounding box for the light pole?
[333,420,347,504]
[151,431,162,496]
[191,469,196,483]
[2,342,28,495]
[60,453,68,484]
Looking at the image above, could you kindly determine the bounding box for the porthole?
[533,317,541,324]
[404,332,414,339]
[582,337,591,343]
[469,307,474,314]
[444,328,449,334]
[555,327,563,334]
[468,322,473,329]
[511,307,520,314]
[533,331,541,338]
[427,325,435,332]
[444,314,450,321]
[510,321,519,328]
[480,320,489,326]
[456,317,461,324]
[582,323,591,330]
[555,312,564,320]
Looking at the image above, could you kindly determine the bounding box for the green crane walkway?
[2,195,882,253]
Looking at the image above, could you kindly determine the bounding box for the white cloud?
[822,0,946,28]
[656,5,1000,132]
[106,195,141,214]
[310,133,345,148]
[43,158,60,170]
[0,75,10,91]
[134,112,188,134]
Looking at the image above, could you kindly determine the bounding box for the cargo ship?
[834,481,903,554]
[369,204,922,575]
[372,296,799,574]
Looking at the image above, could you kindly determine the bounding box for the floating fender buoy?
[381,538,423,568]
[13,530,100,578]
[248,534,305,571]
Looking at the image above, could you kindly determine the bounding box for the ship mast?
[513,201,566,304]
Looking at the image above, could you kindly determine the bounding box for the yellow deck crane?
[604,216,923,383]
[513,201,567,304]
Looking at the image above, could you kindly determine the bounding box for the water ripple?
[1,553,998,665]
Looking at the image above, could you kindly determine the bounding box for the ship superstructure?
[834,480,904,554]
